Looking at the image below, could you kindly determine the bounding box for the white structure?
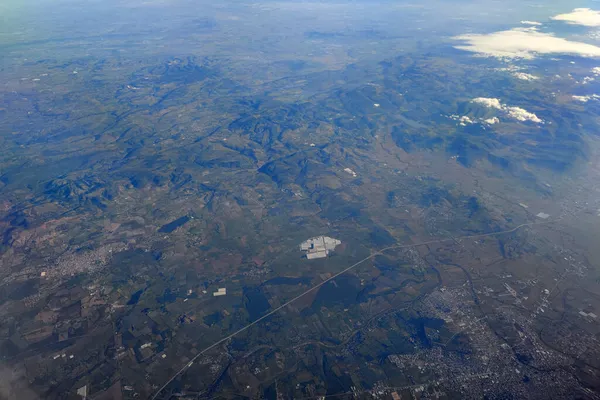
[579,311,598,319]
[300,236,341,259]
[77,385,88,399]
[213,288,227,297]
[536,212,550,219]
[307,250,328,259]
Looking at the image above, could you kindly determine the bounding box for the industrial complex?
[300,236,342,259]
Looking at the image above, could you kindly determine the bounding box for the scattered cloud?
[472,97,502,109]
[572,94,600,102]
[454,27,600,59]
[449,115,474,126]
[582,76,595,84]
[521,20,542,26]
[551,8,600,27]
[458,116,473,126]
[588,30,600,41]
[513,72,539,81]
[449,113,500,126]
[592,67,600,75]
[472,97,543,123]
[496,66,541,81]
[496,65,523,72]
[505,107,542,123]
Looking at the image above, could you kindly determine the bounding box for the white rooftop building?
[77,385,88,399]
[300,236,341,259]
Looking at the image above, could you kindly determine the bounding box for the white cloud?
[551,8,600,27]
[459,116,473,126]
[450,114,501,125]
[506,107,542,123]
[449,114,475,125]
[513,72,539,81]
[497,66,541,81]
[573,94,600,102]
[454,27,600,59]
[521,20,542,26]
[472,97,503,109]
[592,67,600,75]
[472,97,542,123]
[582,76,595,84]
[496,65,523,72]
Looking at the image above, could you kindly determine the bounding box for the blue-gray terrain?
[2,1,600,399]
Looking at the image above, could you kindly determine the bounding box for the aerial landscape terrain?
[3,0,600,399]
